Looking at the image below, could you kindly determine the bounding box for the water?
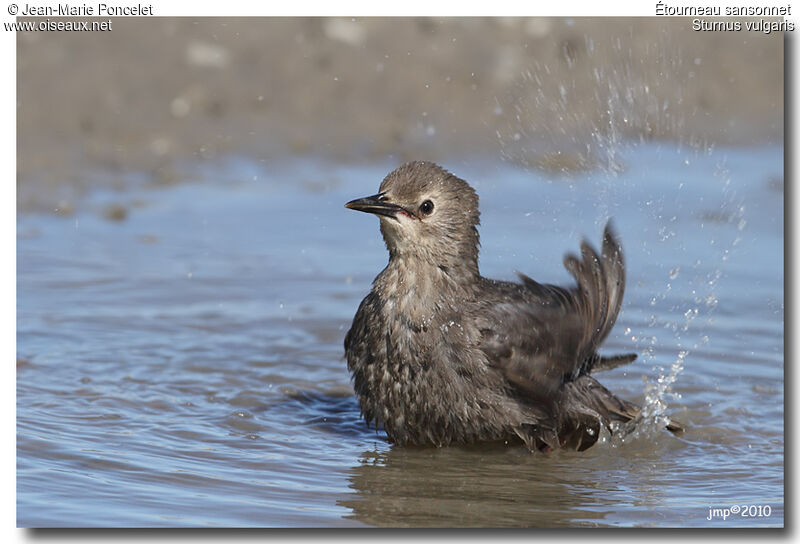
[17,143,783,527]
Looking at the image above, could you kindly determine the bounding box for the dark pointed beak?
[345,193,408,219]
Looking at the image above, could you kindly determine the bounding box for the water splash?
[616,154,748,443]
[495,29,693,177]
[614,350,686,445]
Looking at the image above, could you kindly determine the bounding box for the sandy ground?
[17,17,783,212]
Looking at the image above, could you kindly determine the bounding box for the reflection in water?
[339,442,678,527]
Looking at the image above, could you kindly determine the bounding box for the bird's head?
[346,161,481,276]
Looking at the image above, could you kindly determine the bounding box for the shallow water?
[17,143,783,527]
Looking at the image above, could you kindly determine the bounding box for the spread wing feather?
[477,222,631,391]
[476,222,681,449]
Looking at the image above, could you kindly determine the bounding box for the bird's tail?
[586,352,638,373]
[557,374,684,451]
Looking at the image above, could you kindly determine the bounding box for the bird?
[343,161,683,452]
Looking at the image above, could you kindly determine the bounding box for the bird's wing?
[475,287,585,401]
[344,291,385,427]
[476,222,630,399]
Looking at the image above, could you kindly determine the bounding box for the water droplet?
[669,266,680,279]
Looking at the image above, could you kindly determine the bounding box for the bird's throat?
[376,257,475,321]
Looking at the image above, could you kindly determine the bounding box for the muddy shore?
[17,17,783,211]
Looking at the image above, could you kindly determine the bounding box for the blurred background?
[17,17,784,527]
[18,17,782,212]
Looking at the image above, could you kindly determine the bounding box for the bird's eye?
[419,200,434,216]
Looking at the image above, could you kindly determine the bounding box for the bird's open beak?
[345,193,408,219]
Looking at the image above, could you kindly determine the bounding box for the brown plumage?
[344,161,683,451]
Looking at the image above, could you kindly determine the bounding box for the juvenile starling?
[344,161,683,451]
